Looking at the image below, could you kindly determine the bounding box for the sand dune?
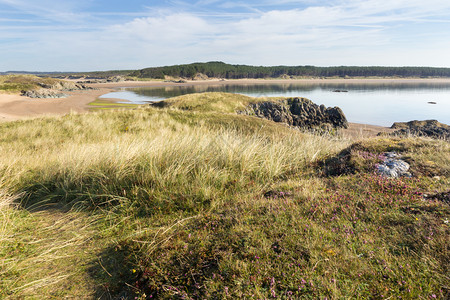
[2,77,438,136]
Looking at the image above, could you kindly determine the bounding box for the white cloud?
[0,0,86,12]
[1,0,450,70]
[0,0,91,23]
[110,14,214,43]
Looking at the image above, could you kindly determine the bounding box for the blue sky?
[1,0,450,71]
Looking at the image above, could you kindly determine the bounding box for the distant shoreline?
[91,77,450,89]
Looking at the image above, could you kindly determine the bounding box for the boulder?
[377,159,411,178]
[240,97,348,130]
[106,76,126,82]
[21,79,93,98]
[22,89,67,99]
[387,120,449,140]
[247,101,293,124]
[37,81,91,91]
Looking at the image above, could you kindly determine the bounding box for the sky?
[1,0,450,71]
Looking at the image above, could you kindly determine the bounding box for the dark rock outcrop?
[385,120,449,140]
[37,81,91,91]
[240,97,348,130]
[78,79,107,84]
[21,80,93,98]
[21,89,67,98]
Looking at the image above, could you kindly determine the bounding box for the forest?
[130,61,450,79]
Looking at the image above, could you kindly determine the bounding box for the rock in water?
[241,97,348,130]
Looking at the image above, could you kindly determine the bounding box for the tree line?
[129,61,450,79]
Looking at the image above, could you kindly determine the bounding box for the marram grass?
[0,93,448,299]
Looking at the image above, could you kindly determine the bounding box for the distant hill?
[130,61,450,79]
[0,71,70,76]
[4,62,450,79]
[0,70,133,79]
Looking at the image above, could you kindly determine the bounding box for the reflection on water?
[128,83,450,98]
[130,82,450,98]
[100,82,450,126]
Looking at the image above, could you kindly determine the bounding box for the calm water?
[99,82,450,126]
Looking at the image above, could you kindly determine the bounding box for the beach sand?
[2,77,439,135]
[0,88,112,121]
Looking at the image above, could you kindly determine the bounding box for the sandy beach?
[2,77,446,135]
[0,88,112,122]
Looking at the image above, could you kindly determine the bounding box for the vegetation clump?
[0,74,89,96]
[0,93,448,298]
[0,75,57,93]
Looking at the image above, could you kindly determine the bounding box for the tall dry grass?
[0,107,350,297]
[0,108,348,211]
[0,172,100,297]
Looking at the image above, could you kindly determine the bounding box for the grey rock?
[106,76,126,83]
[37,81,92,91]
[377,152,411,178]
[386,120,449,140]
[240,97,348,130]
[384,152,399,159]
[21,79,94,99]
[22,89,67,98]
[78,79,107,84]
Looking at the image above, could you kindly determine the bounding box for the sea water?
[99,82,450,127]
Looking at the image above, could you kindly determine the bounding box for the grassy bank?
[0,75,62,93]
[0,93,448,298]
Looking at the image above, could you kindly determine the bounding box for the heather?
[0,93,448,299]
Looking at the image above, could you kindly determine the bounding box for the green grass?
[151,92,269,113]
[0,75,62,93]
[0,93,448,299]
[88,98,140,110]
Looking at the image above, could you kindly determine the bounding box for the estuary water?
[99,82,450,127]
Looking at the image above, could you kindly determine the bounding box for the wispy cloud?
[1,0,450,70]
